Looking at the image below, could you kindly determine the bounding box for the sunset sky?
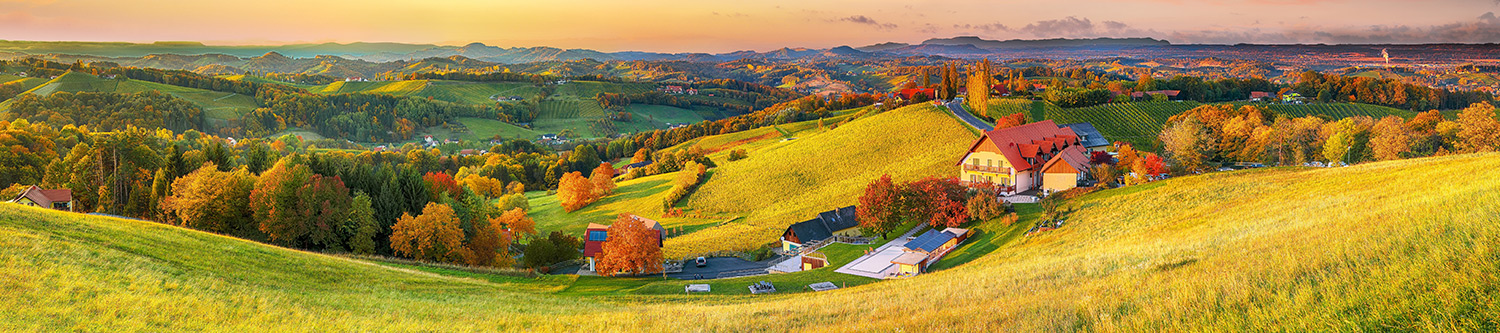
[1,0,1497,52]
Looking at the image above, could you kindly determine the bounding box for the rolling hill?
[12,71,260,121]
[4,151,1498,330]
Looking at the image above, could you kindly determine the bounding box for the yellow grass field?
[669,104,978,257]
[2,152,1500,328]
[2,152,1499,330]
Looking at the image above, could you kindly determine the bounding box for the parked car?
[695,257,707,267]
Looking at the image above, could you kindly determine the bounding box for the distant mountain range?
[0,37,1177,64]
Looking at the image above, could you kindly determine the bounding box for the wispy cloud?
[1170,12,1500,43]
[838,15,898,30]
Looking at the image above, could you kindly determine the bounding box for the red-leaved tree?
[857,174,902,238]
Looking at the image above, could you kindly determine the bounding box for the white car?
[695,257,707,267]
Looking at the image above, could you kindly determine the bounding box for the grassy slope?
[16,71,260,120]
[5,153,1499,330]
[669,104,977,256]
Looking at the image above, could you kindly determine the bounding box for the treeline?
[1130,75,1279,103]
[407,71,562,83]
[1157,103,1500,172]
[1292,71,1492,110]
[4,59,529,142]
[0,122,621,268]
[6,91,204,132]
[264,73,339,85]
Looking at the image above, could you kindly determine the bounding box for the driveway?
[667,257,775,280]
[943,98,994,132]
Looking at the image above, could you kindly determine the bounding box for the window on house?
[587,230,607,242]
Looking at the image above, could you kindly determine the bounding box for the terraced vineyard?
[1045,101,1200,148]
[1042,101,1417,148]
[1236,102,1416,119]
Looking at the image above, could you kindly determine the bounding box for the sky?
[1,0,1498,53]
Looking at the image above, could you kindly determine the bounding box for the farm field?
[668,103,977,257]
[1040,101,1418,149]
[5,152,1499,330]
[17,71,261,120]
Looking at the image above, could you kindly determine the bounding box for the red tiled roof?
[1250,91,1270,99]
[1042,145,1092,174]
[14,186,70,205]
[959,120,1081,172]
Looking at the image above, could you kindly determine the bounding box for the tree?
[589,162,617,198]
[251,157,314,246]
[1457,102,1500,153]
[423,172,463,201]
[595,214,664,276]
[856,174,903,238]
[493,207,537,237]
[522,231,580,270]
[557,171,595,212]
[390,202,465,263]
[995,112,1028,129]
[906,177,970,228]
[965,191,1006,221]
[458,174,507,198]
[630,148,650,164]
[459,215,511,267]
[1159,115,1213,172]
[1370,116,1411,161]
[160,163,257,237]
[345,193,379,254]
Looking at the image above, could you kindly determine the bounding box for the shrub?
[966,191,1006,221]
[727,149,748,161]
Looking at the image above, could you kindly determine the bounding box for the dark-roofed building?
[10,185,72,212]
[623,160,653,173]
[780,206,861,253]
[893,227,971,276]
[1060,123,1110,152]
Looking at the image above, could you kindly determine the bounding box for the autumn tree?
[557,171,596,212]
[423,172,463,201]
[458,174,507,198]
[160,163,257,237]
[630,148,650,164]
[459,216,512,267]
[595,214,664,276]
[1457,102,1500,153]
[995,112,1028,129]
[1370,116,1412,161]
[857,174,902,238]
[966,59,994,116]
[589,162,617,198]
[522,231,581,270]
[906,177,970,228]
[390,202,465,263]
[965,191,1006,221]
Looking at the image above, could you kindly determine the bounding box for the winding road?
[942,98,994,132]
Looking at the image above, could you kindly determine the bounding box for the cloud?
[838,15,897,30]
[952,22,1010,33]
[1016,17,1155,38]
[1170,12,1500,44]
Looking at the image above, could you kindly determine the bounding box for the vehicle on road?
[695,257,708,267]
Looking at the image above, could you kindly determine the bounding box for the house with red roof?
[9,186,73,211]
[582,215,666,272]
[990,84,1010,96]
[895,88,936,100]
[1249,91,1271,101]
[957,120,1093,194]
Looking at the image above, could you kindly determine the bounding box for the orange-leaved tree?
[390,202,465,263]
[590,162,617,198]
[596,214,663,276]
[557,171,596,212]
[461,207,537,267]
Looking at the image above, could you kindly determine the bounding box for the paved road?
[667,257,775,280]
[943,98,994,132]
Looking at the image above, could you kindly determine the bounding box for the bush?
[966,191,1007,221]
[727,149,748,161]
